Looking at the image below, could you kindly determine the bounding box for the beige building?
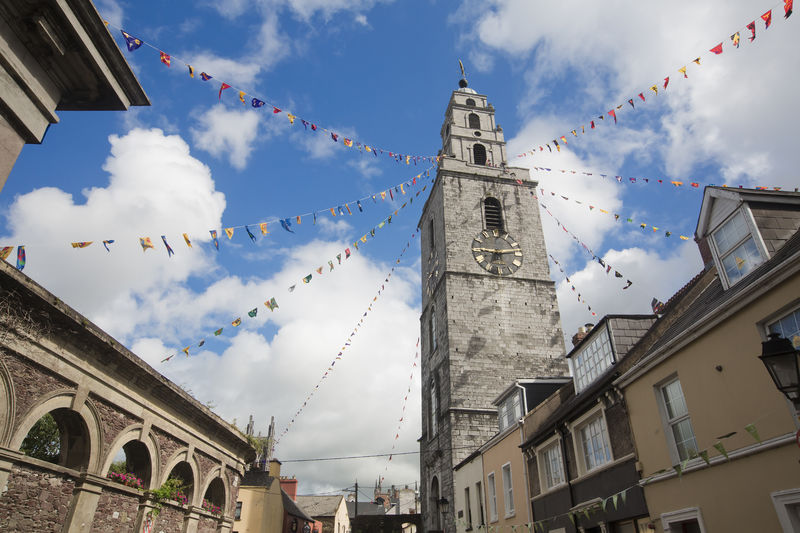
[454,451,485,533]
[0,0,148,192]
[236,459,285,533]
[616,187,800,532]
[297,495,350,533]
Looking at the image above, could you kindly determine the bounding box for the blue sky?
[1,0,797,494]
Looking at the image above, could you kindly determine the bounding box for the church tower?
[419,77,568,533]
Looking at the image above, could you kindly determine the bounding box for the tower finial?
[458,59,468,88]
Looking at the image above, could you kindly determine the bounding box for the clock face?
[472,229,523,276]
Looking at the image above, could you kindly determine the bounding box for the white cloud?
[191,105,263,170]
[354,14,369,27]
[0,128,226,339]
[555,242,703,343]
[181,53,263,88]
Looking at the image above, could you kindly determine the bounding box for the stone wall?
[154,426,188,469]
[0,464,75,531]
[89,393,140,457]
[198,515,220,533]
[155,503,187,533]
[91,484,140,532]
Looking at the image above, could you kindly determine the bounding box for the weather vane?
[458,59,468,88]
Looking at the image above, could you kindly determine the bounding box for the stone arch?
[161,448,201,506]
[0,358,15,446]
[10,391,102,473]
[468,113,480,130]
[199,466,229,515]
[100,425,160,489]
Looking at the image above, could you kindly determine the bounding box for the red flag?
[590,120,595,129]
[784,0,793,18]
[747,21,756,41]
[273,107,281,113]
[663,77,669,89]
[608,109,617,124]
[159,51,170,67]
[761,9,772,28]
[218,83,231,100]
[709,43,723,55]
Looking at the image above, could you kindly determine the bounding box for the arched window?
[20,408,90,470]
[165,461,194,506]
[429,377,438,438]
[473,144,487,165]
[203,477,226,516]
[429,307,437,352]
[466,98,476,107]
[484,197,504,231]
[430,476,441,530]
[468,113,481,130]
[108,440,152,489]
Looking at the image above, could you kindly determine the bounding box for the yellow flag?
[224,228,234,239]
[183,233,192,247]
[400,184,405,194]
[650,85,658,95]
[259,222,268,235]
[360,235,367,243]
[287,113,296,124]
[239,91,246,104]
[679,66,687,78]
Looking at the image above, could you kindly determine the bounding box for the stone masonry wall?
[91,484,140,532]
[198,515,220,533]
[2,350,75,434]
[154,503,186,533]
[0,464,75,531]
[89,393,140,458]
[154,426,187,469]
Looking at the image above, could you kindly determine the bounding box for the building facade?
[418,78,568,533]
[616,187,800,532]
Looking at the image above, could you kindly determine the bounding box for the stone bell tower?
[418,75,567,533]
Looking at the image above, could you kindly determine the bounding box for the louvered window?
[473,144,487,165]
[484,197,503,230]
[468,113,481,129]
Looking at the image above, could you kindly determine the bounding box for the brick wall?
[91,484,140,532]
[0,464,75,531]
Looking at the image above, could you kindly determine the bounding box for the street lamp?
[759,332,800,409]
[438,497,450,516]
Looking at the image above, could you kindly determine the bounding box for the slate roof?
[346,501,386,516]
[240,470,277,488]
[643,228,800,359]
[284,490,314,521]
[296,495,345,517]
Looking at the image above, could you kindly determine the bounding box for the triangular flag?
[139,237,154,251]
[200,72,213,81]
[183,233,192,247]
[161,236,174,257]
[224,228,234,239]
[102,240,115,252]
[248,308,258,318]
[698,450,710,465]
[762,9,772,28]
[259,222,268,235]
[747,21,756,41]
[785,0,793,18]
[731,32,740,47]
[232,317,242,327]
[159,51,171,67]
[710,43,723,55]
[16,246,25,270]
[744,423,761,442]
[71,242,93,249]
[663,76,670,89]
[121,31,143,51]
[713,442,729,460]
[210,230,219,250]
[188,65,194,78]
[245,226,256,242]
[252,98,265,108]
[679,66,687,78]
[239,91,246,104]
[219,83,231,100]
[650,84,658,95]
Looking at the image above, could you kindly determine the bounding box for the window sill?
[537,481,567,497]
[504,511,515,519]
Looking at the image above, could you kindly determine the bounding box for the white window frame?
[569,325,615,393]
[709,206,768,289]
[501,462,514,518]
[655,375,699,465]
[536,435,566,492]
[660,507,706,533]
[765,303,800,348]
[570,405,613,476]
[497,391,522,432]
[771,488,800,532]
[475,481,485,527]
[487,472,498,523]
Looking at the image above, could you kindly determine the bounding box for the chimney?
[268,459,282,478]
[571,323,594,347]
[280,476,298,501]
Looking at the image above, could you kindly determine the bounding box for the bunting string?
[273,231,419,448]
[104,20,438,166]
[515,0,794,158]
[548,254,597,317]
[0,168,434,264]
[538,187,692,241]
[161,183,429,362]
[534,193,634,290]
[530,166,793,193]
[382,338,419,482]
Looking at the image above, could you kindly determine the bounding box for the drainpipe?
[515,383,530,525]
[556,425,578,531]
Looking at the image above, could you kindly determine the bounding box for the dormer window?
[711,209,767,287]
[570,325,614,393]
[497,391,521,432]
